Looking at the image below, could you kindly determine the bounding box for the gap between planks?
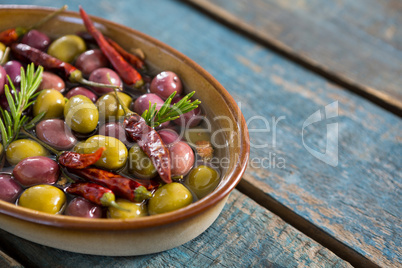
[236,178,380,268]
[180,0,402,117]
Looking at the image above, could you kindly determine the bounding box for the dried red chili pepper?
[10,43,118,89]
[59,147,106,169]
[0,6,67,46]
[105,37,146,71]
[66,182,128,210]
[79,6,144,87]
[124,114,172,184]
[70,168,152,202]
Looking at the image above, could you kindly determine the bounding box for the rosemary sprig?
[0,63,44,148]
[141,91,201,127]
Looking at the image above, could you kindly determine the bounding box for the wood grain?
[2,0,401,267]
[183,0,402,115]
[0,190,351,268]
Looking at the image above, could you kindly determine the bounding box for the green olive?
[47,35,86,63]
[127,143,157,179]
[18,184,66,214]
[0,42,6,60]
[185,165,220,199]
[107,199,148,219]
[148,183,193,215]
[64,95,92,118]
[72,141,88,154]
[84,135,127,170]
[33,89,65,119]
[96,92,132,121]
[64,95,99,134]
[184,126,211,146]
[6,139,49,166]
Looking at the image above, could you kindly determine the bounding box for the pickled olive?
[0,88,19,111]
[0,65,6,95]
[127,143,157,179]
[18,184,66,214]
[6,139,49,166]
[185,165,220,199]
[148,183,193,215]
[72,141,88,154]
[64,95,99,134]
[99,122,129,145]
[107,199,147,219]
[63,94,92,117]
[132,93,169,128]
[158,129,181,145]
[3,60,23,87]
[75,49,109,76]
[37,71,65,92]
[20,29,51,51]
[169,141,195,177]
[84,135,128,170]
[65,197,102,218]
[150,71,183,100]
[0,41,5,55]
[36,119,77,150]
[33,89,65,119]
[0,174,22,203]
[96,92,132,121]
[47,34,87,63]
[65,86,97,102]
[133,93,164,116]
[184,126,212,147]
[13,156,60,187]
[89,68,122,94]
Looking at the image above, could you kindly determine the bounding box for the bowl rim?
[0,5,250,230]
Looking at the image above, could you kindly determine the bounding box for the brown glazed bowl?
[0,5,249,256]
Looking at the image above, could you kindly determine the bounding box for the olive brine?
[0,7,220,219]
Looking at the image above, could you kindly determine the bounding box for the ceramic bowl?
[0,5,249,256]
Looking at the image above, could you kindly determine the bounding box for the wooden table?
[0,0,401,267]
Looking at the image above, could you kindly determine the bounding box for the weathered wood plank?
[0,190,352,268]
[0,250,23,268]
[183,0,402,115]
[2,0,401,267]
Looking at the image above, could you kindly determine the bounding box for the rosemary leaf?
[0,63,43,148]
[142,91,200,127]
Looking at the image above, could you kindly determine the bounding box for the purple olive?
[65,86,98,102]
[150,71,183,100]
[89,68,122,94]
[132,93,170,128]
[13,156,60,187]
[172,96,202,128]
[0,88,19,111]
[3,61,23,88]
[0,174,22,203]
[98,122,129,145]
[158,129,181,145]
[75,49,109,76]
[65,197,102,218]
[35,119,77,150]
[169,141,195,177]
[20,30,51,51]
[37,71,65,93]
[0,65,6,95]
[132,93,164,115]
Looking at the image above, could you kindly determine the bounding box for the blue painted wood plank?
[0,0,400,267]
[0,190,351,267]
[185,0,402,114]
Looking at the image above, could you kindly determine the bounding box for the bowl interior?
[0,5,250,230]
